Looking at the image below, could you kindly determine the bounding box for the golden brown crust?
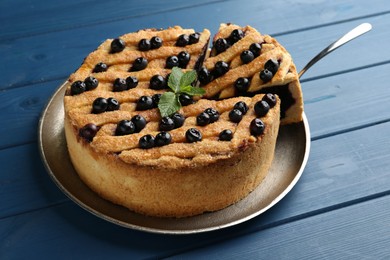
[65,98,280,217]
[203,24,303,124]
[63,24,302,217]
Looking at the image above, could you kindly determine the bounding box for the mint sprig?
[158,67,205,117]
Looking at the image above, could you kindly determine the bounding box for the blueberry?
[259,69,273,82]
[196,112,210,126]
[189,32,200,44]
[70,80,86,95]
[84,76,99,90]
[229,109,243,123]
[262,93,277,108]
[171,112,185,128]
[92,97,108,114]
[106,97,120,111]
[176,34,189,46]
[138,39,151,51]
[179,94,194,106]
[131,115,147,132]
[131,57,148,71]
[205,108,219,123]
[233,101,248,115]
[111,38,126,53]
[115,120,135,136]
[178,51,191,68]
[149,75,167,90]
[166,56,179,69]
[150,36,163,49]
[155,131,172,147]
[139,134,155,149]
[214,38,229,54]
[152,93,162,107]
[214,61,229,77]
[250,43,262,57]
[113,78,127,92]
[240,50,255,64]
[136,96,153,110]
[229,29,244,43]
[159,116,175,131]
[264,59,279,74]
[79,123,99,142]
[250,118,265,136]
[186,128,202,143]
[198,67,212,85]
[93,62,108,73]
[254,100,270,117]
[126,76,138,89]
[234,77,250,92]
[219,129,233,141]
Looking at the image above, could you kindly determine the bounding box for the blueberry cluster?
[196,108,220,126]
[228,101,249,123]
[136,94,163,111]
[113,76,139,92]
[139,131,172,149]
[70,76,99,95]
[176,32,201,47]
[166,51,191,69]
[92,97,120,114]
[213,29,245,54]
[259,59,280,83]
[249,93,277,136]
[197,61,230,85]
[115,115,147,136]
[159,113,185,131]
[240,42,262,64]
[138,36,163,51]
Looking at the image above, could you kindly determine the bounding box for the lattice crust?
[90,94,280,168]
[201,24,303,124]
[67,26,211,84]
[64,25,302,168]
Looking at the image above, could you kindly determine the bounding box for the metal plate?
[38,82,310,234]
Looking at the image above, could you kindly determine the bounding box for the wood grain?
[165,195,390,259]
[0,0,388,89]
[1,121,390,258]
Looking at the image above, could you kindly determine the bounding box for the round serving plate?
[38,82,310,234]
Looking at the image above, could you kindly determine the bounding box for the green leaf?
[158,92,181,117]
[167,67,183,93]
[180,70,197,87]
[179,85,206,96]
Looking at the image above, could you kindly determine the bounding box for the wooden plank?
[0,0,222,40]
[165,195,390,259]
[0,79,64,150]
[1,61,389,149]
[1,119,390,247]
[0,143,67,219]
[1,1,389,89]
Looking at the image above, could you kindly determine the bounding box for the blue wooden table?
[1,0,390,258]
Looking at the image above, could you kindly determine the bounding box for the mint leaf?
[180,70,197,87]
[179,85,206,96]
[158,92,181,117]
[167,67,183,93]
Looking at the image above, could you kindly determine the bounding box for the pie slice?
[198,23,303,125]
[63,24,300,218]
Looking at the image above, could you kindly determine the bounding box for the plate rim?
[38,82,311,235]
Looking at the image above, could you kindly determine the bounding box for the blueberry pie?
[64,25,302,218]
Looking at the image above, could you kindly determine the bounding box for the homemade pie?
[64,24,303,217]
